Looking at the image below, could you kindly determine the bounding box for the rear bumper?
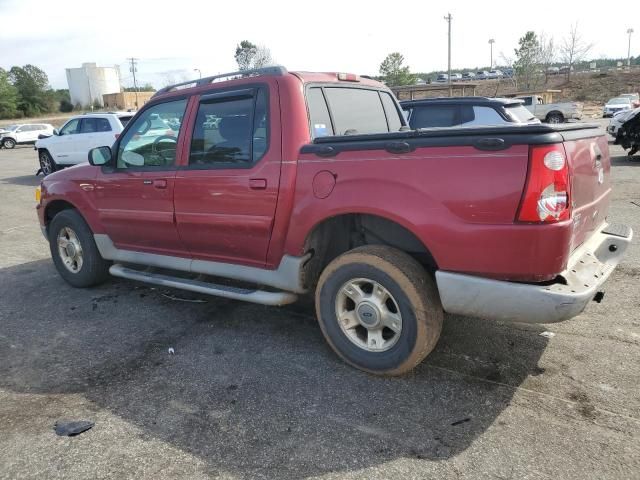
[436,223,632,323]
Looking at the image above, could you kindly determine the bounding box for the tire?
[49,209,110,288]
[39,150,58,176]
[546,112,564,124]
[2,138,16,149]
[315,245,443,376]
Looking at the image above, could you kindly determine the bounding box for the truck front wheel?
[315,245,443,375]
[49,209,110,288]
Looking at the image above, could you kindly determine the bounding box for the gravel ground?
[0,123,638,479]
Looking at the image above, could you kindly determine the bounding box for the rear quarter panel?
[282,143,570,280]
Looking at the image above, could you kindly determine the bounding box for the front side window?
[189,89,268,168]
[116,99,187,169]
[59,119,80,135]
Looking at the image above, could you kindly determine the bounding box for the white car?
[607,107,640,137]
[603,97,632,118]
[35,112,135,175]
[0,123,54,149]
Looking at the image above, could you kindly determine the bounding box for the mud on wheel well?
[302,214,437,288]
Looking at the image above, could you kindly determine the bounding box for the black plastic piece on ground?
[54,420,94,437]
[593,291,605,304]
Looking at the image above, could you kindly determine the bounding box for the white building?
[66,63,121,108]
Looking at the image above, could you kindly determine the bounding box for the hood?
[42,162,96,184]
[604,103,631,109]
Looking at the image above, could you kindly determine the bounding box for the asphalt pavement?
[0,124,638,479]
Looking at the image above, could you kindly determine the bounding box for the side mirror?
[88,146,112,166]
[53,129,59,136]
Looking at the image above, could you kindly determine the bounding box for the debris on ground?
[168,347,175,355]
[161,293,207,303]
[451,417,471,426]
[539,331,556,338]
[54,420,94,437]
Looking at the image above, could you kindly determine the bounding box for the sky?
[1,0,638,89]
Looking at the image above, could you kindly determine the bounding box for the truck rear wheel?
[546,112,564,124]
[49,209,110,288]
[315,245,443,375]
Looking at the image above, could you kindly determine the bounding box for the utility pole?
[127,57,139,109]
[627,28,634,68]
[489,39,495,69]
[444,13,452,96]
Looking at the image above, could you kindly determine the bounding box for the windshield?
[505,104,539,123]
[1,125,18,131]
[609,98,631,105]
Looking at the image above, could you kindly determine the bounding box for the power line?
[127,57,139,108]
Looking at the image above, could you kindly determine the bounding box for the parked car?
[547,66,560,75]
[618,93,640,107]
[487,70,504,79]
[449,73,463,82]
[461,72,475,81]
[401,97,540,129]
[435,73,449,83]
[607,107,640,137]
[35,66,631,375]
[0,123,54,149]
[516,95,583,123]
[615,106,640,157]
[35,112,135,175]
[475,71,490,80]
[603,97,633,117]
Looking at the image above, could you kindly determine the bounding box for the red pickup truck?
[36,66,632,375]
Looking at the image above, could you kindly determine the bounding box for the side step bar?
[109,264,298,306]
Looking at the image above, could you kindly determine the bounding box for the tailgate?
[563,133,611,251]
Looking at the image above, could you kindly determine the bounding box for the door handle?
[249,178,267,190]
[154,179,167,189]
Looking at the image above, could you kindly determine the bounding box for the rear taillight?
[517,145,571,223]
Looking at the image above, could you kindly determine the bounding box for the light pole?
[627,29,634,68]
[489,39,495,69]
[444,13,452,96]
[194,68,202,79]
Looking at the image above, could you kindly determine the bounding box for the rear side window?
[80,118,112,133]
[409,105,458,128]
[189,88,268,168]
[307,88,333,137]
[324,88,388,136]
[506,104,537,123]
[459,106,507,126]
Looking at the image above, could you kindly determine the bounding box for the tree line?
[0,65,73,119]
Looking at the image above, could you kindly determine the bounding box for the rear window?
[506,104,537,123]
[307,87,403,138]
[324,88,388,135]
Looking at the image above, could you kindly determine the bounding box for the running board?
[109,264,298,306]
